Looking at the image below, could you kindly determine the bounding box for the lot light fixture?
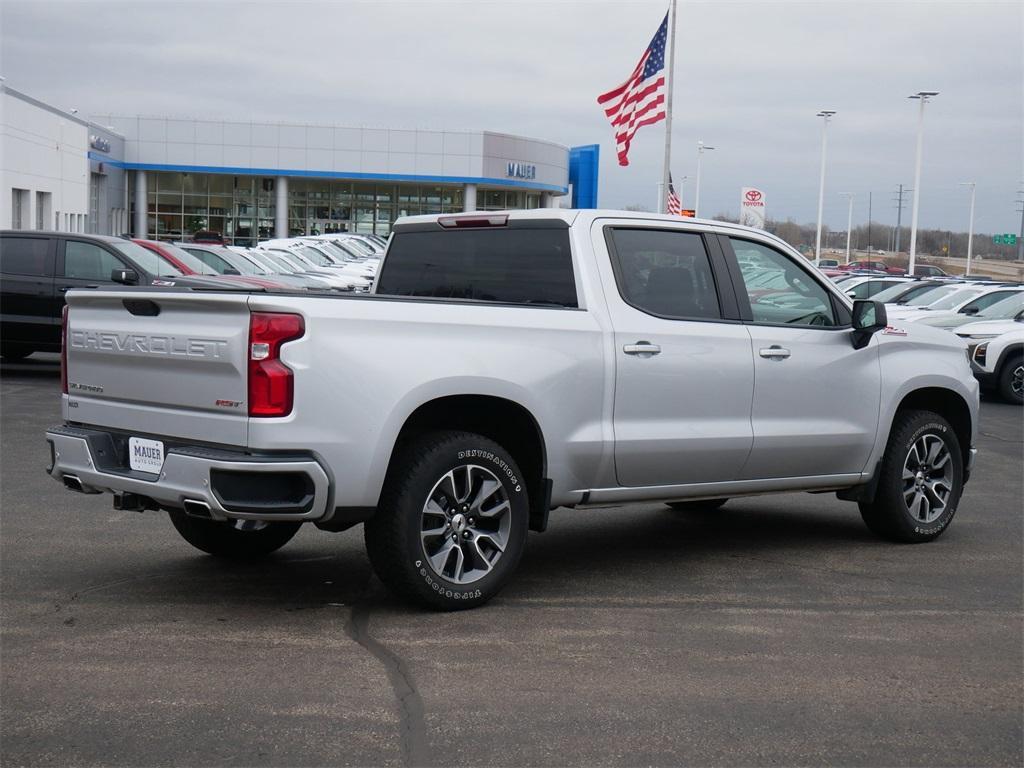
[694,141,715,218]
[814,110,836,263]
[959,182,976,276]
[907,92,939,275]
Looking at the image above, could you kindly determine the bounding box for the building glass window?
[159,173,183,193]
[127,170,543,243]
[11,189,26,229]
[209,175,233,194]
[182,174,207,195]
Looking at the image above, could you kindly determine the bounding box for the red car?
[132,239,290,290]
[836,259,905,275]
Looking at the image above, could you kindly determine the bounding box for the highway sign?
[992,234,1017,245]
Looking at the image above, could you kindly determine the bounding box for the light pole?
[814,110,836,262]
[959,182,976,276]
[694,141,715,218]
[839,192,854,264]
[907,91,938,275]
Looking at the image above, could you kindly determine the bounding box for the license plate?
[129,437,165,474]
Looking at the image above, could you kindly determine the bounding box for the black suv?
[0,231,184,359]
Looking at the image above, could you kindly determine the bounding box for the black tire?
[167,510,301,558]
[665,498,728,512]
[859,409,964,543]
[0,344,32,360]
[998,354,1023,405]
[364,430,529,611]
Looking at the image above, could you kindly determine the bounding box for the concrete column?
[541,192,556,209]
[27,189,37,231]
[133,170,148,238]
[463,183,477,212]
[275,176,288,239]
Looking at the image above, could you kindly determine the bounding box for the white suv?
[957,319,1024,404]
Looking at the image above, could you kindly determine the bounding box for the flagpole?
[660,0,677,214]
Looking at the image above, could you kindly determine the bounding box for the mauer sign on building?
[740,187,766,229]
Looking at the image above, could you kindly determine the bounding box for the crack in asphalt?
[979,430,1022,443]
[345,578,431,768]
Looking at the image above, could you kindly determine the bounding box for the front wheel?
[365,430,529,610]
[168,510,301,558]
[998,355,1023,405]
[859,409,964,543]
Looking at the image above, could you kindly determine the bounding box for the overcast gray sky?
[2,0,1021,233]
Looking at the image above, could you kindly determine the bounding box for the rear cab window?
[1,236,54,277]
[377,226,578,307]
[605,228,723,320]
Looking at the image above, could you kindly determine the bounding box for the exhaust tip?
[183,499,213,519]
[63,475,83,492]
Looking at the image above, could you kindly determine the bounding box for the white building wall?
[1,87,91,231]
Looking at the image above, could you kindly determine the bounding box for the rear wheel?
[365,430,529,611]
[998,355,1023,405]
[859,410,963,543]
[168,510,301,558]
[665,498,728,512]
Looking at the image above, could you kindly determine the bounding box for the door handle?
[623,342,661,356]
[759,345,791,360]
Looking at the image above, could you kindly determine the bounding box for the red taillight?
[248,312,304,417]
[61,305,69,394]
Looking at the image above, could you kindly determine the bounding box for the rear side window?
[1,237,52,277]
[606,228,722,319]
[965,291,1017,313]
[849,280,900,299]
[377,228,577,307]
[184,247,241,274]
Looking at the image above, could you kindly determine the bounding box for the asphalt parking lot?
[1,354,1021,767]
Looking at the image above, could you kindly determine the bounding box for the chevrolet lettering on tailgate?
[69,330,228,358]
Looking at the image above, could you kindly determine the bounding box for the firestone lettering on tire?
[457,449,521,490]
[418,566,481,599]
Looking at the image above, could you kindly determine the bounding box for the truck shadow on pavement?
[62,501,881,616]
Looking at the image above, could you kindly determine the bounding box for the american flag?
[597,12,668,167]
[667,175,682,215]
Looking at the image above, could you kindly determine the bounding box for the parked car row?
[828,272,1023,404]
[813,258,957,281]
[0,230,388,359]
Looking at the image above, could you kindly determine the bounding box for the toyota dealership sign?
[740,187,766,229]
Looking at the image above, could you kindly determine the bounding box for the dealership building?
[1,85,599,244]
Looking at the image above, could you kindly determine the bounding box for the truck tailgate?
[64,290,252,446]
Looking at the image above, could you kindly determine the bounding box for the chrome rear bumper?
[46,425,332,522]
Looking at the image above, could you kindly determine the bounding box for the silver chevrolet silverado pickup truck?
[47,210,979,609]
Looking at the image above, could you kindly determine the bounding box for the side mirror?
[961,306,979,315]
[851,299,887,350]
[224,267,241,275]
[111,268,139,286]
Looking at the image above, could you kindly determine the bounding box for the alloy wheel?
[420,465,511,584]
[902,433,954,524]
